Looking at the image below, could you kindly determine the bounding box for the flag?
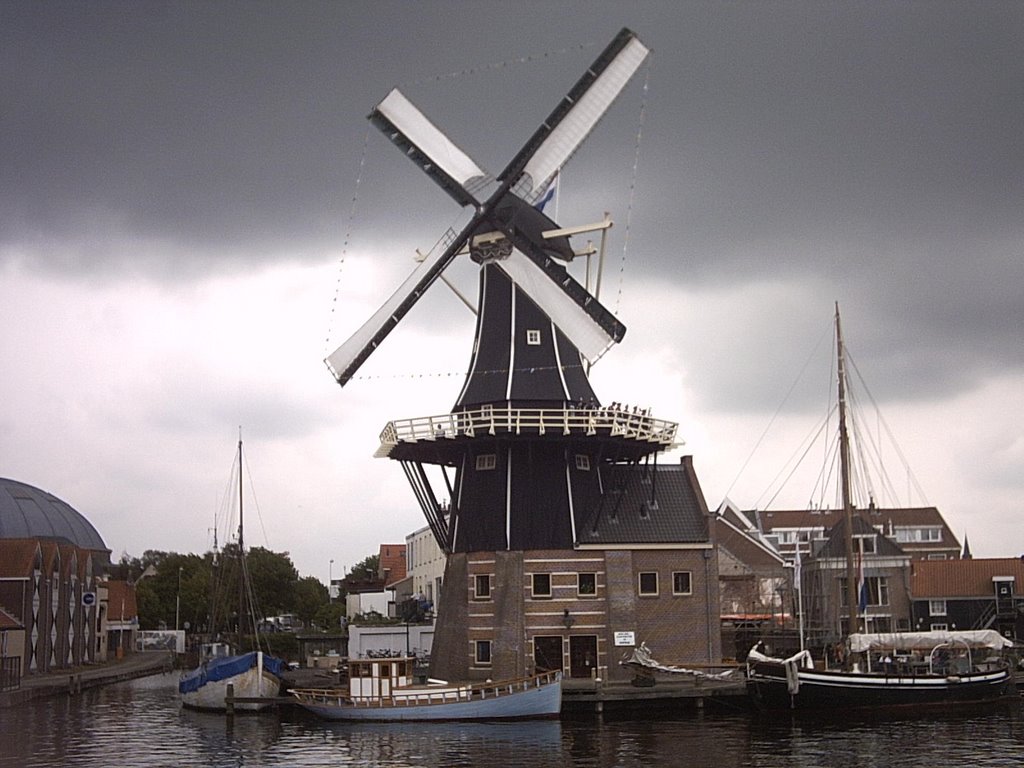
[857,545,868,612]
[534,171,559,213]
[793,544,802,593]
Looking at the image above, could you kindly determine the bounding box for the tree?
[245,547,299,618]
[294,575,328,627]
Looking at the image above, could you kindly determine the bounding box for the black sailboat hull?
[746,660,1015,713]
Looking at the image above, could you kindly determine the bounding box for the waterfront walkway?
[0,651,174,708]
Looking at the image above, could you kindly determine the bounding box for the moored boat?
[178,437,286,712]
[746,630,1015,712]
[289,656,561,721]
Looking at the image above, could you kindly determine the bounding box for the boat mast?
[237,435,246,648]
[836,303,859,636]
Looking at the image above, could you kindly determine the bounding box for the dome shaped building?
[0,478,112,677]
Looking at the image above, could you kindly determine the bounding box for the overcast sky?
[3,2,1022,582]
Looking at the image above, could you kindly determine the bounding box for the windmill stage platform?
[375,404,678,461]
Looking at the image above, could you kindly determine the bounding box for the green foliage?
[294,576,329,626]
[312,602,346,631]
[347,554,380,583]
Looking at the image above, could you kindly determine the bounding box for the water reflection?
[1,673,1021,768]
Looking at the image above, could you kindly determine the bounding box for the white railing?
[377,405,678,456]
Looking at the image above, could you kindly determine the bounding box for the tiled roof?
[579,457,710,546]
[0,539,41,577]
[105,580,137,620]
[0,607,22,630]
[911,558,1024,598]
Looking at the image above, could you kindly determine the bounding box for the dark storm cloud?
[3,2,1021,392]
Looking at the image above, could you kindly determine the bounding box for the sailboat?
[745,305,1016,712]
[179,437,286,712]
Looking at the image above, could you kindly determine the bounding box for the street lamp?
[175,566,183,632]
[329,559,334,603]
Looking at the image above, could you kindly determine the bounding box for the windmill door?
[533,636,564,673]
[569,635,598,679]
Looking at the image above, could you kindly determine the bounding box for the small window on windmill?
[575,454,590,471]
[476,454,497,471]
[526,329,542,345]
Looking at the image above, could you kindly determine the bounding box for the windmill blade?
[498,27,650,203]
[369,88,492,208]
[496,249,622,363]
[325,221,478,386]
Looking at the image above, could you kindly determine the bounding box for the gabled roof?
[714,515,785,570]
[911,558,1024,599]
[812,515,907,561]
[579,456,710,546]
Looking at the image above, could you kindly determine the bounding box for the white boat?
[179,643,286,712]
[179,438,285,712]
[290,656,561,721]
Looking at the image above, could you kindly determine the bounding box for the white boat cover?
[847,629,1013,653]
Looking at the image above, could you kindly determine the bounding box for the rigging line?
[324,123,373,356]
[846,351,929,506]
[400,41,599,88]
[724,321,832,500]
[612,56,652,321]
[758,404,835,511]
[242,447,271,547]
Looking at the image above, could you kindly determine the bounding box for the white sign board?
[613,631,636,647]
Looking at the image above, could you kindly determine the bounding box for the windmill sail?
[326,28,648,387]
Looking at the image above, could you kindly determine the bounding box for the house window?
[672,571,692,595]
[930,623,948,632]
[476,454,497,471]
[532,573,552,598]
[577,573,597,597]
[929,599,947,616]
[526,329,541,345]
[638,572,658,596]
[840,576,890,607]
[575,454,591,471]
[856,535,877,554]
[474,574,491,599]
[475,640,492,665]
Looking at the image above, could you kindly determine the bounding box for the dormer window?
[526,329,541,345]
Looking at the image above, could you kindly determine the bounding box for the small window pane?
[575,454,591,471]
[532,573,552,598]
[578,573,596,596]
[475,640,491,664]
[476,454,497,471]
[672,571,692,595]
[526,329,541,345]
[638,572,658,595]
[475,574,491,599]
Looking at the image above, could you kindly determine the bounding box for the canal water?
[2,673,1022,767]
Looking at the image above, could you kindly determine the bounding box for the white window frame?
[672,571,692,596]
[575,454,591,471]
[474,574,491,600]
[531,573,552,599]
[526,329,541,345]
[577,572,597,597]
[929,599,947,616]
[475,639,492,665]
[638,571,659,596]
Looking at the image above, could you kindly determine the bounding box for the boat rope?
[323,123,373,357]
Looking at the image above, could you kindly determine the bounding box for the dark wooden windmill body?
[327,28,678,555]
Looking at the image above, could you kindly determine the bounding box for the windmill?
[327,28,678,554]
